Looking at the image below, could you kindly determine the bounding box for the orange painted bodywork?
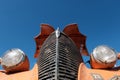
[34,23,89,58]
[90,54,116,69]
[78,63,120,80]
[0,64,38,80]
[34,24,55,58]
[1,23,119,80]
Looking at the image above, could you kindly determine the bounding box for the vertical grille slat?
[38,32,83,80]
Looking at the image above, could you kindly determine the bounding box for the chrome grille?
[38,43,56,80]
[38,31,83,80]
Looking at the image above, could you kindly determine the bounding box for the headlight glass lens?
[92,45,117,64]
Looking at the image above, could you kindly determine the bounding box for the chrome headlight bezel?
[92,45,117,64]
[1,48,25,68]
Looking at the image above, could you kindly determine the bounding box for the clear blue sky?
[0,0,120,69]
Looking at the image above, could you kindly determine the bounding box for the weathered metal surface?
[91,45,117,69]
[1,48,29,73]
[37,29,83,80]
[0,64,38,80]
[63,24,89,56]
[77,45,120,80]
[78,63,120,80]
[34,23,89,58]
[34,24,55,58]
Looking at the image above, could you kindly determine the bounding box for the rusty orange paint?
[78,63,120,80]
[0,64,38,80]
[0,23,93,80]
[117,53,120,59]
[34,24,55,58]
[63,24,89,56]
[34,23,89,58]
[3,55,30,73]
[1,23,119,80]
[90,54,116,69]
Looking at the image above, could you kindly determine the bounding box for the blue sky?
[0,0,120,69]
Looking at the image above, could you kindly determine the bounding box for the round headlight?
[92,45,117,64]
[1,48,25,67]
[1,48,29,73]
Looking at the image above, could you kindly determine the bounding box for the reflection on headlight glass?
[92,45,117,64]
[1,48,25,67]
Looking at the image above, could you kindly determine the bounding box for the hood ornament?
[55,27,60,38]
